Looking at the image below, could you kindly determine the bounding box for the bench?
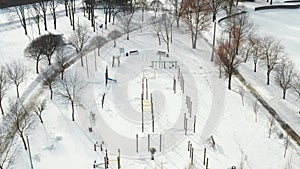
[129,50,139,55]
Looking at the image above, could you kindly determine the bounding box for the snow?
[0,0,300,169]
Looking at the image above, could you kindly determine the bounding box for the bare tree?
[137,0,148,22]
[15,5,28,35]
[24,37,44,74]
[275,61,296,100]
[260,36,285,85]
[252,100,259,122]
[29,4,42,35]
[181,0,211,49]
[69,22,90,67]
[55,48,69,80]
[6,100,35,150]
[150,0,163,18]
[70,0,76,30]
[49,0,59,30]
[160,13,173,53]
[56,73,87,121]
[40,33,64,65]
[151,16,162,45]
[215,39,241,89]
[224,0,234,14]
[85,0,96,31]
[250,37,262,72]
[0,69,9,115]
[91,36,108,56]
[39,1,49,31]
[119,13,135,40]
[0,127,15,169]
[107,30,122,47]
[293,75,300,99]
[214,52,223,78]
[5,61,28,98]
[32,99,46,124]
[243,35,257,63]
[225,13,255,55]
[169,0,183,27]
[42,70,57,100]
[64,0,69,16]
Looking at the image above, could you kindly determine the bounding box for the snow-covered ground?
[0,0,300,169]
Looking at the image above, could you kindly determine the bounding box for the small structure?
[151,60,178,69]
[157,50,167,60]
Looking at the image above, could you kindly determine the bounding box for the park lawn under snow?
[1,0,300,169]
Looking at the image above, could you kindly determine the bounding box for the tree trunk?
[98,48,100,56]
[267,70,271,85]
[36,59,39,74]
[47,56,51,65]
[142,8,144,22]
[167,42,170,53]
[255,112,257,122]
[191,31,197,49]
[71,101,75,121]
[43,11,47,31]
[108,8,111,23]
[38,114,44,123]
[192,39,197,49]
[283,89,286,100]
[50,85,53,100]
[72,7,75,30]
[105,10,108,30]
[88,7,91,20]
[254,62,257,72]
[228,73,232,90]
[0,101,4,115]
[23,18,28,35]
[113,13,116,25]
[37,18,41,35]
[68,4,72,26]
[127,33,129,40]
[157,34,161,45]
[16,84,20,98]
[65,1,68,16]
[80,55,84,67]
[61,71,64,80]
[211,21,217,61]
[219,65,222,78]
[114,40,116,47]
[53,9,57,30]
[229,0,233,14]
[20,132,27,150]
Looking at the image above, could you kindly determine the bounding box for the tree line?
[214,12,300,100]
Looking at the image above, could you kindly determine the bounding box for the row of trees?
[0,69,86,168]
[14,0,64,35]
[215,12,300,100]
[13,0,141,35]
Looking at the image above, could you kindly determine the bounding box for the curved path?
[75,28,226,159]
